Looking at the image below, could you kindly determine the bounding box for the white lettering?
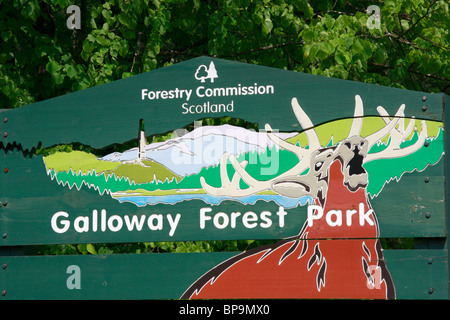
[359,202,375,226]
[230,212,241,228]
[214,212,229,229]
[141,88,193,101]
[141,89,148,100]
[74,216,89,233]
[181,101,234,115]
[51,210,182,236]
[196,84,274,98]
[167,213,181,236]
[142,84,274,105]
[346,209,357,226]
[326,210,342,227]
[181,103,189,114]
[307,203,375,227]
[199,206,285,230]
[124,214,146,231]
[200,207,212,229]
[242,211,258,229]
[196,86,204,97]
[51,211,70,234]
[307,205,323,227]
[92,209,98,232]
[148,214,163,231]
[276,206,287,227]
[101,209,107,232]
[179,304,214,317]
[260,211,272,228]
[185,89,192,101]
[108,215,123,232]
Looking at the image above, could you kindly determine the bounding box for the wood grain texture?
[0,58,448,300]
[0,248,446,300]
[0,57,444,151]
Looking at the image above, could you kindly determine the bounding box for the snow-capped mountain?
[100,124,298,176]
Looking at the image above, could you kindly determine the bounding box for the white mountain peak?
[101,124,298,176]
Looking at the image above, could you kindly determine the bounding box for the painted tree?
[207,61,218,83]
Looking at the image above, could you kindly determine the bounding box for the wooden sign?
[0,57,448,300]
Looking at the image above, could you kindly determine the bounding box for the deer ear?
[271,176,312,198]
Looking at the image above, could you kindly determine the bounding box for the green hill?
[43,150,181,184]
[107,160,182,184]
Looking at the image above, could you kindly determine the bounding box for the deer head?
[200,95,427,205]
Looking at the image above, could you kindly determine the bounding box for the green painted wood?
[0,249,446,300]
[0,57,443,151]
[0,147,445,246]
[0,252,236,300]
[372,160,445,238]
[443,92,450,298]
[384,249,448,299]
[0,150,303,245]
[0,58,448,299]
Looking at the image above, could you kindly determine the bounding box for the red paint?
[184,160,395,299]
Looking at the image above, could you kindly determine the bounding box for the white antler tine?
[418,120,427,146]
[229,155,259,186]
[365,102,428,163]
[395,103,406,118]
[348,95,364,138]
[396,104,406,132]
[396,119,427,156]
[200,176,222,196]
[367,102,405,147]
[367,119,427,162]
[366,114,401,148]
[403,116,416,138]
[230,161,247,189]
[219,152,230,185]
[377,105,405,133]
[291,98,321,150]
[376,106,391,125]
[265,123,306,158]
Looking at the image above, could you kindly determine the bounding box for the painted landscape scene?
[43,116,444,209]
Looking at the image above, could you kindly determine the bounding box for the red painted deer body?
[181,95,427,300]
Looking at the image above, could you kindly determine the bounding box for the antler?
[200,98,320,197]
[365,104,427,162]
[200,95,428,198]
[348,95,364,137]
[200,152,252,196]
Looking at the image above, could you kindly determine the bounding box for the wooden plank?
[0,59,447,311]
[444,93,450,298]
[383,249,448,299]
[0,247,447,300]
[0,57,443,151]
[0,252,236,300]
[0,147,444,245]
[0,57,448,302]
[372,160,445,238]
[0,150,304,245]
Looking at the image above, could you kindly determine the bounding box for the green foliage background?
[1,0,448,109]
[1,0,448,254]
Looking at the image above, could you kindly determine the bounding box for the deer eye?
[315,161,324,171]
[344,142,352,149]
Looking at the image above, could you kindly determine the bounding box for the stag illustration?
[182,95,427,300]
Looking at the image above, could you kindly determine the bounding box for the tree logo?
[195,61,218,83]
